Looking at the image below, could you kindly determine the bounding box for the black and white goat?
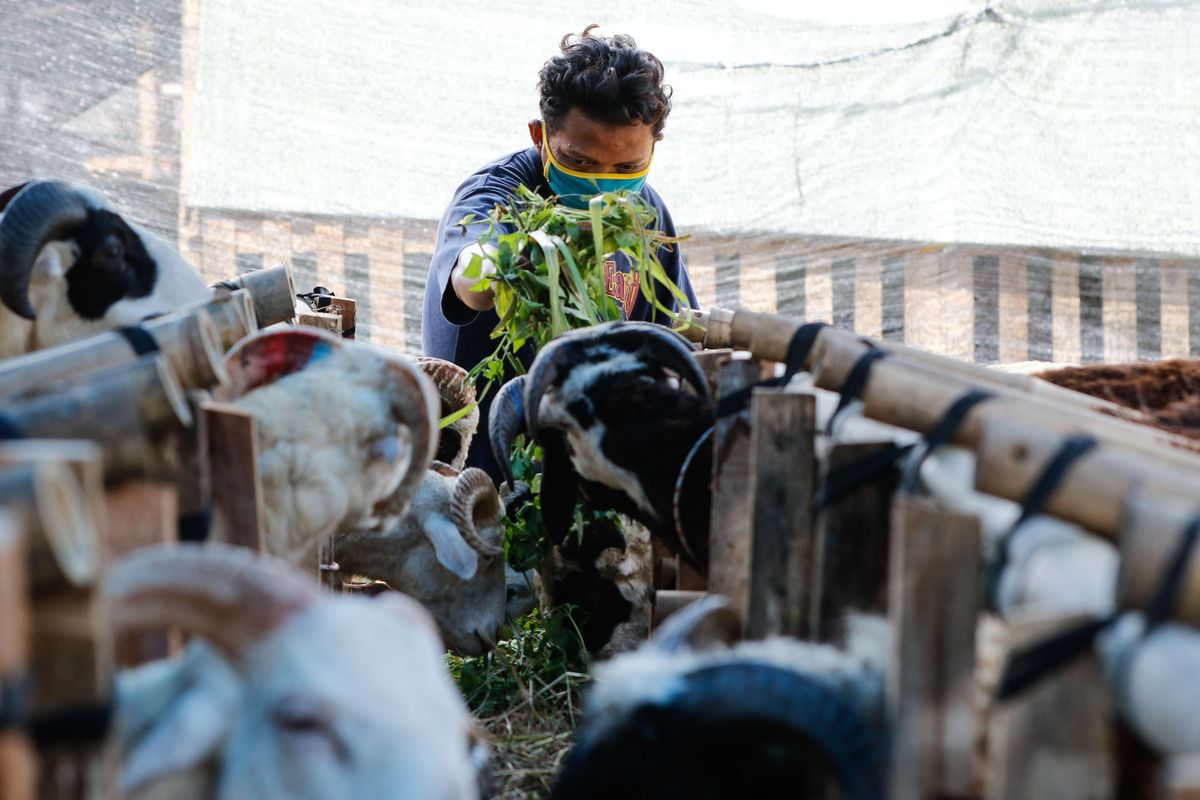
[0,180,209,357]
[549,595,888,800]
[489,321,714,575]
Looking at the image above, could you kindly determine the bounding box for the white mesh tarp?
[3,0,1199,360]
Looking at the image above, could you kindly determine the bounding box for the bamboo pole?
[0,463,99,591]
[0,310,225,400]
[186,290,257,351]
[218,263,296,328]
[2,356,193,481]
[675,307,1127,415]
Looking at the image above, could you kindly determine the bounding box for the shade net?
[3,0,1198,363]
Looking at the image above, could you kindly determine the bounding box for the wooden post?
[221,263,297,328]
[0,511,34,800]
[329,297,357,339]
[707,358,763,623]
[810,441,897,643]
[104,480,178,668]
[203,402,266,552]
[985,614,1116,800]
[745,387,816,639]
[888,495,981,800]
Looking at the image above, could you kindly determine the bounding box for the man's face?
[529,108,659,176]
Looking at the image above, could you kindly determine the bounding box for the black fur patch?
[64,210,157,320]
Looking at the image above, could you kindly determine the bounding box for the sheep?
[488,321,714,574]
[110,542,485,799]
[217,327,439,567]
[0,180,209,358]
[549,595,889,800]
[333,462,508,656]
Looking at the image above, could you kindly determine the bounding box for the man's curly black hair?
[539,25,673,137]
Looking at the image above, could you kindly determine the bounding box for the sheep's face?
[220,599,478,800]
[386,528,507,656]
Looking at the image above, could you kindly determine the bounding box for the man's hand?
[451,243,499,312]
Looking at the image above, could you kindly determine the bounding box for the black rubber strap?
[26,701,113,746]
[901,389,995,492]
[714,321,829,419]
[826,348,888,434]
[1143,515,1200,629]
[178,509,213,543]
[986,434,1099,610]
[0,413,24,441]
[117,325,160,356]
[0,671,31,731]
[816,442,915,511]
[997,512,1200,702]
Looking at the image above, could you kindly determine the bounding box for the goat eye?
[94,236,125,271]
[271,699,352,762]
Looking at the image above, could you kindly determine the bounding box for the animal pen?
[5,0,1200,798]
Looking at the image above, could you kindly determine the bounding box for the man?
[422,25,698,481]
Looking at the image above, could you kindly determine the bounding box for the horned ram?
[549,595,889,800]
[218,328,438,567]
[110,543,486,800]
[0,180,209,358]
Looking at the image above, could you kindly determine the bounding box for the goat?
[0,180,209,358]
[549,595,888,800]
[218,328,438,566]
[110,542,485,799]
[489,321,714,574]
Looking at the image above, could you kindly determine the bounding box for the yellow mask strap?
[540,121,653,181]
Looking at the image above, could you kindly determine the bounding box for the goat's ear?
[425,513,479,581]
[0,182,29,213]
[119,673,237,793]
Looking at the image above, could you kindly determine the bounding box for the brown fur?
[1038,359,1200,438]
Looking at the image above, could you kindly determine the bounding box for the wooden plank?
[1161,259,1191,360]
[998,252,1029,365]
[367,224,406,352]
[314,222,347,297]
[684,239,717,310]
[200,214,237,285]
[706,359,762,623]
[745,387,816,639]
[811,441,897,644]
[203,403,266,553]
[985,614,1115,800]
[739,246,777,314]
[888,495,980,800]
[104,480,178,668]
[1051,254,1083,364]
[1103,257,1138,363]
[328,297,357,339]
[854,253,884,339]
[904,246,944,354]
[31,587,118,800]
[805,254,833,325]
[0,512,34,800]
[944,245,976,362]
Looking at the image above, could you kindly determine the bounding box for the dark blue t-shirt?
[422,146,698,482]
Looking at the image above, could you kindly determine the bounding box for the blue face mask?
[541,122,653,209]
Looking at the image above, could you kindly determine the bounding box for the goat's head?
[0,180,208,351]
[490,321,712,567]
[549,596,888,800]
[109,543,482,800]
[339,464,508,656]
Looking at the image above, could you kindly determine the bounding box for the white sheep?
[218,328,439,566]
[110,542,484,799]
[0,180,209,358]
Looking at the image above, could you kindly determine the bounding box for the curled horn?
[382,354,441,514]
[649,594,742,654]
[415,357,478,470]
[105,542,321,660]
[525,321,708,435]
[450,467,504,558]
[0,180,90,320]
[488,376,527,488]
